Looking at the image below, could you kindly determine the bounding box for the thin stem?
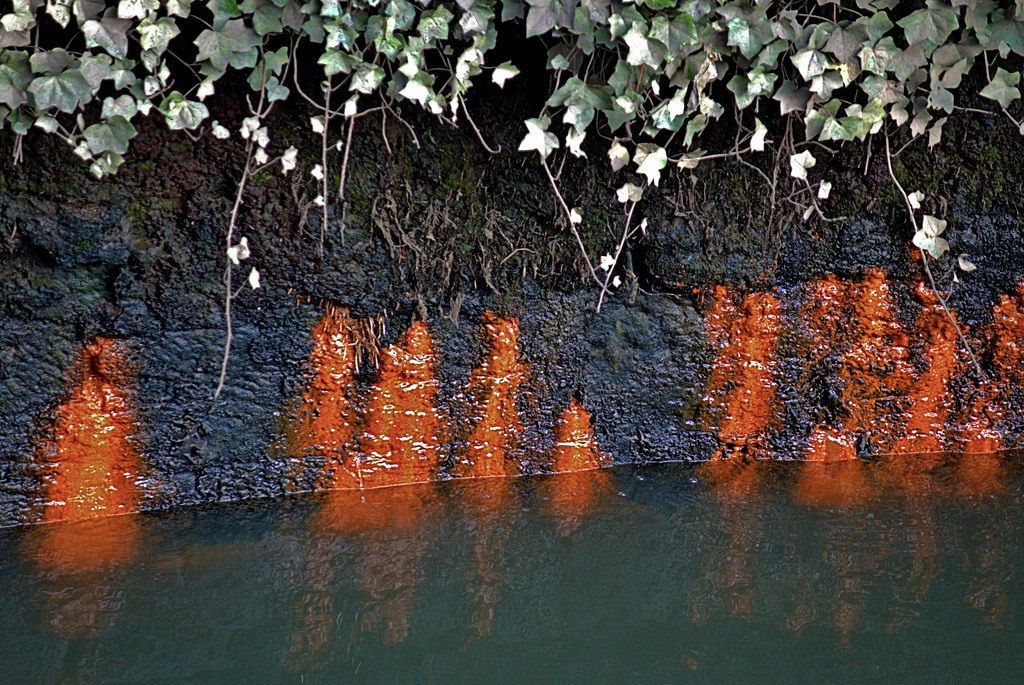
[883,134,985,380]
[319,76,332,257]
[540,157,605,293]
[214,139,255,399]
[596,199,638,313]
[458,93,501,154]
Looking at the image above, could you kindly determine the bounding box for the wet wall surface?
[1,96,1024,526]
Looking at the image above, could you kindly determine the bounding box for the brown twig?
[883,134,985,380]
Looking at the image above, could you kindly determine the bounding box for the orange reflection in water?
[459,314,528,479]
[462,477,514,637]
[286,305,359,486]
[545,399,613,536]
[337,321,440,489]
[294,484,434,650]
[795,429,872,509]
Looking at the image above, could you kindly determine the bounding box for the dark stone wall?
[1,83,1023,526]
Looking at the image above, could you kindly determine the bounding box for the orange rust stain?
[795,429,872,509]
[891,284,961,459]
[545,399,613,536]
[38,338,140,525]
[837,269,913,451]
[800,274,849,360]
[956,286,1024,474]
[460,314,528,479]
[703,288,780,458]
[339,321,441,490]
[551,398,610,474]
[286,305,359,485]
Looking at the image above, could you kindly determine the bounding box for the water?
[3,457,1024,684]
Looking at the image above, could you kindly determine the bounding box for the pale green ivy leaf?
[518,116,559,160]
[28,70,92,113]
[82,18,133,59]
[159,91,210,129]
[634,143,667,185]
[492,61,519,88]
[138,16,180,54]
[83,114,137,154]
[980,67,1021,107]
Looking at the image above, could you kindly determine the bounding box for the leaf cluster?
[1,0,1023,184]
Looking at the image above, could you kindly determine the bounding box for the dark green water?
[2,457,1023,684]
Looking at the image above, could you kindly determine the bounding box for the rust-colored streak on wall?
[287,305,359,485]
[460,314,528,479]
[350,322,440,489]
[891,284,961,458]
[39,338,140,525]
[838,269,913,452]
[545,399,613,536]
[703,288,780,458]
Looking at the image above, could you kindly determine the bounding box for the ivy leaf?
[824,24,866,63]
[318,48,357,76]
[890,42,926,82]
[90,151,124,179]
[774,79,811,115]
[859,36,897,75]
[73,0,105,23]
[28,70,93,112]
[525,0,574,38]
[118,0,158,19]
[138,15,180,54]
[0,66,27,108]
[958,254,977,272]
[167,0,190,17]
[913,215,949,259]
[83,114,137,155]
[790,150,816,180]
[624,22,667,69]
[792,48,827,80]
[492,61,519,88]
[726,17,764,60]
[47,0,72,28]
[79,52,115,89]
[518,116,558,160]
[101,94,137,119]
[634,143,667,185]
[980,67,1021,107]
[854,10,893,45]
[159,91,209,129]
[804,99,841,140]
[608,139,629,171]
[897,8,958,48]
[727,67,776,109]
[31,49,74,76]
[208,0,240,28]
[350,62,385,93]
[82,18,132,59]
[195,19,259,72]
[928,117,947,147]
[417,6,452,42]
